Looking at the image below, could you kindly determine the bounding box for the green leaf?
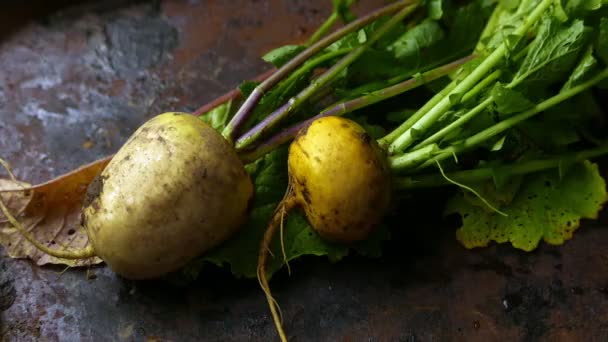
[543,90,603,123]
[476,1,524,52]
[245,147,291,206]
[238,80,259,97]
[326,18,390,52]
[335,2,490,99]
[446,161,608,251]
[204,203,349,278]
[199,101,232,131]
[262,45,305,68]
[438,1,492,57]
[357,29,367,44]
[464,172,523,208]
[427,2,491,65]
[516,89,603,149]
[562,46,599,91]
[513,18,590,88]
[349,49,409,80]
[490,83,534,114]
[519,119,581,148]
[504,33,524,56]
[491,135,507,151]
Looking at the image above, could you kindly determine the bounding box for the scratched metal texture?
[1,1,608,341]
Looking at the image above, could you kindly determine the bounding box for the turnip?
[256,116,391,341]
[3,113,254,279]
[81,113,254,279]
[287,116,392,242]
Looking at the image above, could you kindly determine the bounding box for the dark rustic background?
[1,1,608,341]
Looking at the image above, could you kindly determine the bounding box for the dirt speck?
[358,132,371,145]
[83,174,106,210]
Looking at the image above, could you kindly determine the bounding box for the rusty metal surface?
[1,1,608,341]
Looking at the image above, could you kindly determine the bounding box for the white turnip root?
[4,112,254,280]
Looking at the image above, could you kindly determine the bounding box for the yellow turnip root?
[257,116,392,341]
[288,116,392,242]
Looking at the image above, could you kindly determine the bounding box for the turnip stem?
[386,143,439,171]
[247,47,351,120]
[237,55,471,163]
[412,97,494,151]
[461,69,502,104]
[0,196,96,259]
[320,55,474,116]
[222,0,416,142]
[410,34,537,151]
[387,0,553,154]
[394,144,608,190]
[378,81,457,146]
[390,68,608,171]
[306,12,339,47]
[234,2,420,150]
[192,69,275,116]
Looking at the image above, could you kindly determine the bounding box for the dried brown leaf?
[0,156,112,267]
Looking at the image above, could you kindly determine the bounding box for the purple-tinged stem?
[221,0,416,142]
[238,55,473,163]
[192,69,275,117]
[235,2,420,150]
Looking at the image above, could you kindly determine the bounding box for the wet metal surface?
[1,1,608,341]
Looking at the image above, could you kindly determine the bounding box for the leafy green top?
[195,0,608,279]
[446,161,607,251]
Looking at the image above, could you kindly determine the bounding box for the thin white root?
[257,194,298,342]
[435,159,508,217]
[0,196,96,259]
